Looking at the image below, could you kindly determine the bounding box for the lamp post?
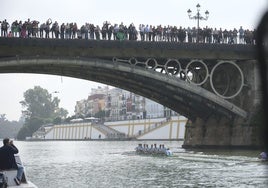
[50,91,60,111]
[187,3,209,43]
[50,91,59,99]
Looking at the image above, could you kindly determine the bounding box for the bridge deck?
[0,38,255,60]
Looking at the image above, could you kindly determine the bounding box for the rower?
[135,144,143,153]
[258,151,268,160]
[165,148,173,156]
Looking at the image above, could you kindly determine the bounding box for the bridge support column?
[182,116,261,149]
[182,60,263,150]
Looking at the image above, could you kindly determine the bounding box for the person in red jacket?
[0,138,24,185]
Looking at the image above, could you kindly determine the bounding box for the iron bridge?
[0,38,256,120]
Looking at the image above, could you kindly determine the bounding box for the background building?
[75,86,177,121]
[33,86,184,141]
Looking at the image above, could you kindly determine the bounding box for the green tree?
[0,114,23,139]
[0,114,7,121]
[17,86,68,140]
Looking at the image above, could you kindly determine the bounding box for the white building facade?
[75,86,177,121]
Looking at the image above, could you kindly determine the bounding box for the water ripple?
[15,141,268,188]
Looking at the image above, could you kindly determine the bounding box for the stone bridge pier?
[183,60,262,149]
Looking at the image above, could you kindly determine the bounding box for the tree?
[0,114,23,139]
[17,86,68,140]
[0,114,7,122]
[20,86,56,119]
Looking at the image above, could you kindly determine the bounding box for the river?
[14,140,268,188]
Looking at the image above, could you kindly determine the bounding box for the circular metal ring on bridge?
[164,59,181,76]
[210,60,244,99]
[128,57,137,65]
[185,59,209,86]
[112,57,117,62]
[145,58,158,69]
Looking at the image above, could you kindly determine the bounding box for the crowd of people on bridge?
[1,18,256,44]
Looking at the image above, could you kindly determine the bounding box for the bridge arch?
[0,56,247,120]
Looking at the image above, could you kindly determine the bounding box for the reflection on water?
[15,141,268,188]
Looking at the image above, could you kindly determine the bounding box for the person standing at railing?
[11,20,19,37]
[51,21,59,39]
[21,21,28,38]
[39,22,46,38]
[65,23,71,39]
[139,24,145,41]
[239,26,244,44]
[232,28,238,44]
[32,20,40,38]
[60,23,65,39]
[1,19,9,37]
[45,18,52,38]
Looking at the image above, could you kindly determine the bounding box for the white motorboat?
[0,155,37,188]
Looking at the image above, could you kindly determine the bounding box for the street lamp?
[187,3,209,43]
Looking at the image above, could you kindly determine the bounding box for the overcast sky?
[0,0,267,121]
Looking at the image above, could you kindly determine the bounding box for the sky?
[0,0,267,121]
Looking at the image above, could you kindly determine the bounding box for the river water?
[15,141,268,188]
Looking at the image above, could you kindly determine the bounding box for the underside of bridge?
[0,57,247,121]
